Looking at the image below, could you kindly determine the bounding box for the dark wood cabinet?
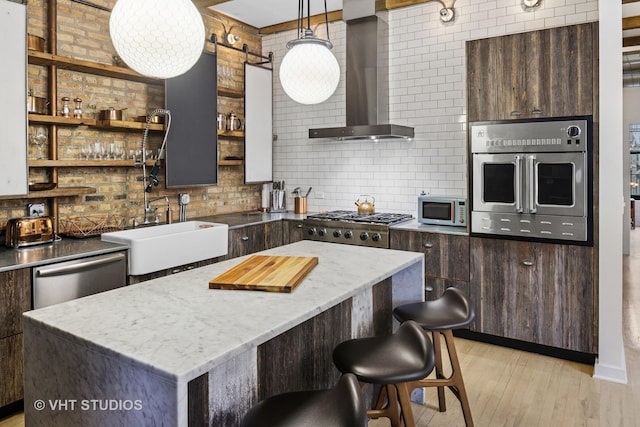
[470,237,596,353]
[226,221,283,260]
[0,268,31,407]
[390,230,470,303]
[283,220,304,244]
[467,22,596,122]
[0,269,30,338]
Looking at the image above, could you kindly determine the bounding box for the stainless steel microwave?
[417,194,467,227]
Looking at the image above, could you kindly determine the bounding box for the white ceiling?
[209,0,343,28]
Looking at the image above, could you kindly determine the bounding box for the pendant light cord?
[324,0,330,43]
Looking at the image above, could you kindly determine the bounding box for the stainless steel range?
[303,211,413,248]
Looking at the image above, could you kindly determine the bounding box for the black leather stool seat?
[393,286,475,330]
[332,320,435,427]
[392,287,476,427]
[333,320,435,384]
[240,373,367,427]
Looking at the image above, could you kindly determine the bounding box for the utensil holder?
[294,197,307,214]
[270,190,286,212]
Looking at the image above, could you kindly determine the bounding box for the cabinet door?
[283,220,304,244]
[244,63,273,183]
[0,268,30,407]
[0,1,28,196]
[227,225,264,259]
[263,221,283,250]
[0,269,31,339]
[0,334,23,407]
[466,36,500,122]
[420,232,470,283]
[470,237,596,353]
[467,23,596,122]
[496,33,527,120]
[547,23,594,117]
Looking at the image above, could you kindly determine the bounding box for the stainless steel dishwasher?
[32,252,127,309]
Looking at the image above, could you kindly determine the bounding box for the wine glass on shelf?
[31,126,47,159]
[81,142,92,160]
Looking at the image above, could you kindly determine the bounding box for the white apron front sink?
[101,221,228,275]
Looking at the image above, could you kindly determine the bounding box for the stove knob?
[318,228,327,236]
[360,232,369,241]
[307,227,317,236]
[372,233,382,242]
[344,231,353,239]
[333,230,342,238]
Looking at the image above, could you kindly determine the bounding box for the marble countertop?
[390,219,469,235]
[0,212,307,272]
[194,211,308,229]
[0,211,463,273]
[23,240,423,383]
[0,237,127,273]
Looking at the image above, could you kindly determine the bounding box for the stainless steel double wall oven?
[470,116,593,244]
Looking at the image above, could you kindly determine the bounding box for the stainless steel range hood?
[309,2,414,140]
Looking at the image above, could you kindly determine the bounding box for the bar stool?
[393,287,475,427]
[332,320,435,427]
[240,373,367,427]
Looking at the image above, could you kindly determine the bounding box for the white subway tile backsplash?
[263,0,598,214]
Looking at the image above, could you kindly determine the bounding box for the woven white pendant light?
[109,0,205,79]
[279,0,339,105]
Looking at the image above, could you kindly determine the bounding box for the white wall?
[594,1,627,383]
[263,0,598,213]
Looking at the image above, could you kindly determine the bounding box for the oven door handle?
[515,155,523,213]
[528,154,537,214]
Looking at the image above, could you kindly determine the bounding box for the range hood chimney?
[308,0,414,140]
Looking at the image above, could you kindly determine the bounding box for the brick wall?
[262,0,599,215]
[0,0,263,229]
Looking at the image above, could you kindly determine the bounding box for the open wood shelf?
[217,130,244,138]
[28,50,162,85]
[218,87,244,98]
[28,114,96,126]
[94,119,165,131]
[29,160,156,167]
[0,186,96,200]
[27,115,164,131]
[218,159,243,166]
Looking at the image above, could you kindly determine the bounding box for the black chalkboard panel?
[165,52,217,187]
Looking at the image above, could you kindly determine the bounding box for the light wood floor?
[2,235,640,427]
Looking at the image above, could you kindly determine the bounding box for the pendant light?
[279,0,340,105]
[109,0,205,79]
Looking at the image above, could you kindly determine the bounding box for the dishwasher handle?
[35,253,126,278]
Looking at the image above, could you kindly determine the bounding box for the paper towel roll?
[261,183,270,210]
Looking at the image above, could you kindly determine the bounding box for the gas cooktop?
[303,211,413,248]
[306,210,413,226]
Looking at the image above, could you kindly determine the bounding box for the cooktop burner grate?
[306,211,413,225]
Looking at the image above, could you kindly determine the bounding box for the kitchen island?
[23,240,424,426]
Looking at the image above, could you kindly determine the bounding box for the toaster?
[5,216,54,248]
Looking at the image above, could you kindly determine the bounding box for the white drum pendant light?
[109,0,205,79]
[279,0,339,105]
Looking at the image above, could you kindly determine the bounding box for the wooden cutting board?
[208,255,319,293]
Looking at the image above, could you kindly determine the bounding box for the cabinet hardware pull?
[424,243,433,248]
[522,260,534,266]
[531,108,543,115]
[511,111,522,116]
[296,224,302,228]
[241,236,249,241]
[425,286,434,293]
